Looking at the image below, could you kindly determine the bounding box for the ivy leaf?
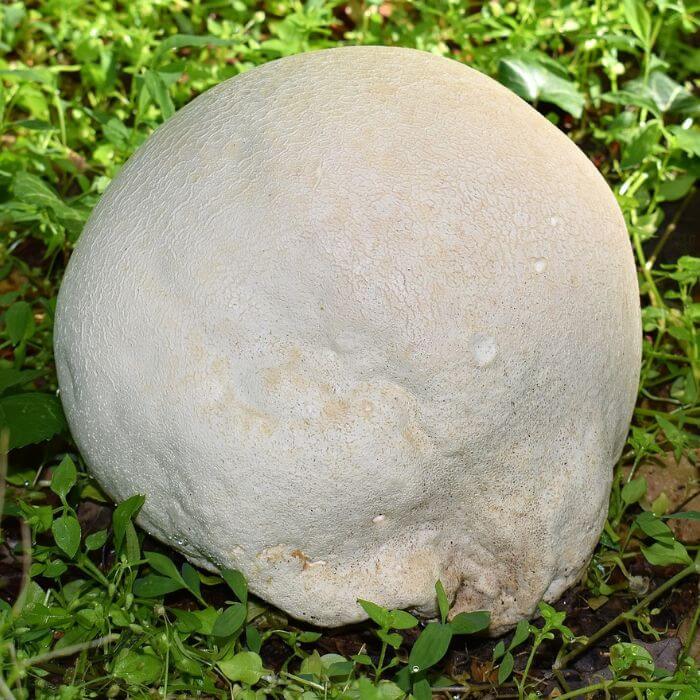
[498,56,584,117]
[51,514,81,558]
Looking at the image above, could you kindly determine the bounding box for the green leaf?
[143,70,175,120]
[493,639,506,660]
[181,562,203,600]
[624,73,700,116]
[112,494,145,551]
[84,529,108,551]
[221,568,248,604]
[658,174,695,202]
[621,477,647,506]
[621,122,661,169]
[641,540,692,566]
[217,651,264,685]
[622,0,651,44]
[246,624,262,653]
[498,56,584,117]
[0,368,42,395]
[669,126,700,156]
[51,514,81,558]
[133,574,184,597]
[0,392,66,449]
[498,651,515,684]
[450,610,491,635]
[112,649,163,685]
[609,642,655,680]
[407,622,453,673]
[212,603,247,637]
[12,172,83,223]
[50,455,77,500]
[144,551,184,583]
[435,580,449,623]
[152,34,240,63]
[358,599,391,628]
[635,511,674,541]
[388,609,419,630]
[664,511,700,521]
[655,414,687,461]
[411,678,432,700]
[4,301,35,346]
[377,628,403,649]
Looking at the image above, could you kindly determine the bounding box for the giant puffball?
[54,46,641,632]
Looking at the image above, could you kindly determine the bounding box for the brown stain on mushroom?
[291,549,312,570]
[322,398,350,421]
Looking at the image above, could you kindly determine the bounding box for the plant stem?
[555,562,698,669]
[24,633,120,667]
[556,680,690,699]
[683,588,700,658]
[375,639,388,681]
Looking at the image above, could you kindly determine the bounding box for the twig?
[555,562,698,670]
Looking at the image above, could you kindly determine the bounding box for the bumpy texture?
[54,46,641,632]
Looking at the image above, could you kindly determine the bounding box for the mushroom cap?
[54,46,641,632]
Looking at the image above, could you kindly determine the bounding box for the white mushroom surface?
[54,46,641,632]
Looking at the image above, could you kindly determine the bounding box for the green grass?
[1,0,699,698]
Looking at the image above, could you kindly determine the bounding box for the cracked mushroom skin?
[54,46,641,632]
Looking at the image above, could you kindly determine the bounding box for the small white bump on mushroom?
[472,334,498,367]
[372,514,385,524]
[549,215,560,226]
[534,258,548,273]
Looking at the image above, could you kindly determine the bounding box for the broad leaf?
[498,56,584,117]
[407,622,453,673]
[0,392,66,449]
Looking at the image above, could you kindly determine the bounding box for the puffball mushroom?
[54,46,641,633]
